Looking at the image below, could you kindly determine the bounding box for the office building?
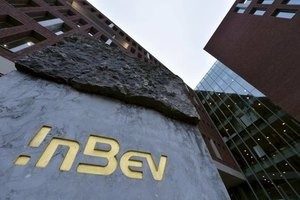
[196,61,300,199]
[205,0,300,121]
[0,0,245,194]
[0,0,163,75]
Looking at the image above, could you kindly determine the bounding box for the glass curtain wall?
[196,61,300,200]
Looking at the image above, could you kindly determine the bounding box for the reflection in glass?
[196,61,300,199]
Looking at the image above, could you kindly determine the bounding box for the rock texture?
[15,35,199,124]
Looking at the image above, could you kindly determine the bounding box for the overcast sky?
[88,0,235,88]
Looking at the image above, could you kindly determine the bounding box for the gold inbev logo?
[14,125,168,181]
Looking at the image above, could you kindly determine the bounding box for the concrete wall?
[0,56,15,74]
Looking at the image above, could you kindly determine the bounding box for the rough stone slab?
[0,72,229,200]
[15,35,200,124]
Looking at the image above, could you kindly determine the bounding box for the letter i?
[14,126,52,166]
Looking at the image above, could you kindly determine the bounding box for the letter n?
[35,137,80,171]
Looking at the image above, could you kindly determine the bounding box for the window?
[73,18,87,27]
[251,8,266,16]
[112,26,118,31]
[87,27,98,37]
[240,0,251,4]
[0,15,22,29]
[5,0,39,7]
[120,41,129,49]
[99,35,108,43]
[27,12,70,35]
[119,31,125,37]
[44,0,63,6]
[235,0,251,13]
[125,36,131,42]
[236,8,246,13]
[130,48,136,54]
[258,0,274,4]
[283,0,300,5]
[132,41,137,47]
[273,10,296,19]
[105,39,112,46]
[46,19,69,35]
[1,31,45,52]
[98,13,104,19]
[27,11,55,22]
[108,23,114,28]
[80,1,88,6]
[59,9,75,17]
[90,7,97,12]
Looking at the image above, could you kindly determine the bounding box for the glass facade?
[196,61,300,199]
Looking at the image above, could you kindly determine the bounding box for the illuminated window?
[121,41,129,49]
[73,18,87,27]
[87,27,98,37]
[1,31,45,52]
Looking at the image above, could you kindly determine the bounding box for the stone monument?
[0,35,229,199]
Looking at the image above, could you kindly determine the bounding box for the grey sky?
[88,0,235,88]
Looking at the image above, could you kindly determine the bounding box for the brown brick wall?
[0,0,162,65]
[205,0,300,122]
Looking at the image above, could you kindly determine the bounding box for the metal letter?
[77,135,119,176]
[29,126,52,148]
[35,137,80,171]
[120,151,144,179]
[120,151,168,181]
